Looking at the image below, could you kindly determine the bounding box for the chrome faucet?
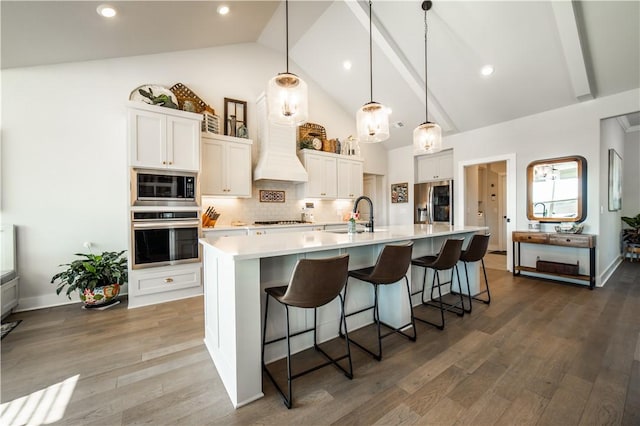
[533,202,547,217]
[353,196,374,232]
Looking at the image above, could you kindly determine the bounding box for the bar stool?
[457,233,491,313]
[340,241,416,361]
[262,254,352,409]
[411,239,464,330]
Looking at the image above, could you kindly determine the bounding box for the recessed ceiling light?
[217,5,230,15]
[343,60,352,70]
[96,4,117,18]
[481,65,495,76]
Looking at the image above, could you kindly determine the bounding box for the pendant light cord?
[369,0,373,103]
[424,5,428,122]
[285,0,290,73]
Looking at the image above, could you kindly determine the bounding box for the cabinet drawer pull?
[169,161,173,165]
[527,236,532,239]
[566,238,571,242]
[164,277,174,283]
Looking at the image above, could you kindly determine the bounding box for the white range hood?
[253,93,308,182]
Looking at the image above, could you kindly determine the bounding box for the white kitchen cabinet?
[203,228,248,239]
[297,150,337,199]
[128,102,201,172]
[337,158,364,199]
[128,263,202,308]
[416,149,453,182]
[201,134,252,197]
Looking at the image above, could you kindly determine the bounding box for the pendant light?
[267,0,308,126]
[356,0,389,143]
[413,1,442,154]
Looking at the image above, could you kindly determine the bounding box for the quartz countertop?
[202,221,364,232]
[200,224,486,260]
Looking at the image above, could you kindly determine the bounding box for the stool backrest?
[430,239,464,270]
[460,233,491,263]
[281,254,350,308]
[368,241,414,284]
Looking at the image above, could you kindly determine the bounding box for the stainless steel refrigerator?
[414,180,453,225]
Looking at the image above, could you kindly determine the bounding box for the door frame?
[457,153,516,272]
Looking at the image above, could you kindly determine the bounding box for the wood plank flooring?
[2,261,639,425]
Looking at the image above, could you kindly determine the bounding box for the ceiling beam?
[551,1,593,101]
[345,0,456,133]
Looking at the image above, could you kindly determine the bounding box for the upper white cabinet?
[128,102,201,172]
[201,134,252,197]
[416,150,453,182]
[337,158,364,199]
[297,150,338,199]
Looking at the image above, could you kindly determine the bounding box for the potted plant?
[51,250,128,307]
[622,213,640,243]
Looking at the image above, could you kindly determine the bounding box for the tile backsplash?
[202,180,355,225]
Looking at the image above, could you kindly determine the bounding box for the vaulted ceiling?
[2,1,639,149]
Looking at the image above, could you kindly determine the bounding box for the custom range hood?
[253,93,308,182]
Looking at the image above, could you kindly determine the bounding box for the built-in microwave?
[132,169,197,206]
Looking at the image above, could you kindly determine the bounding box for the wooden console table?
[512,231,596,289]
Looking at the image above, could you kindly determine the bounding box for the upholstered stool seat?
[262,254,352,409]
[411,238,464,330]
[341,242,416,361]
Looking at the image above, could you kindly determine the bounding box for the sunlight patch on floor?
[0,374,78,425]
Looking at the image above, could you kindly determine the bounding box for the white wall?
[1,43,387,310]
[388,89,640,285]
[623,130,640,217]
[387,145,414,225]
[599,117,627,277]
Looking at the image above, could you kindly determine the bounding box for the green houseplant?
[622,213,640,244]
[51,250,128,307]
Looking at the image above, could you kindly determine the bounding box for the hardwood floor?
[2,261,639,425]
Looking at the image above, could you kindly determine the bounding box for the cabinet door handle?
[162,161,166,165]
[169,161,173,165]
[566,238,571,242]
[164,277,174,283]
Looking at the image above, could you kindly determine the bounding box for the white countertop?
[202,221,363,232]
[200,224,486,260]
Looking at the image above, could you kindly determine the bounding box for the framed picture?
[608,148,622,211]
[224,98,248,138]
[391,182,408,203]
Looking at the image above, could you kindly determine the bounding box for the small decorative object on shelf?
[51,250,128,308]
[170,83,215,114]
[202,111,220,134]
[130,85,179,109]
[224,98,247,137]
[554,223,584,234]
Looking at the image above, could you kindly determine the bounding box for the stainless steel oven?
[131,210,200,269]
[132,169,197,206]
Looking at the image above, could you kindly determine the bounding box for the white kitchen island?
[200,224,486,408]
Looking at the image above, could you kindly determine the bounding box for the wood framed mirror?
[527,156,587,222]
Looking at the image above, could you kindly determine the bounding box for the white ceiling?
[2,1,639,149]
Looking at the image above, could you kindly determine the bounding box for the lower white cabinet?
[1,277,19,319]
[201,134,252,197]
[128,263,202,308]
[203,228,248,239]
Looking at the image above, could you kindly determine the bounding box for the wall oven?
[132,169,197,206]
[131,210,200,269]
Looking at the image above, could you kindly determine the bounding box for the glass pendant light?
[267,0,308,126]
[356,0,389,143]
[413,1,442,154]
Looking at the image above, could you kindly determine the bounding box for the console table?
[512,231,596,289]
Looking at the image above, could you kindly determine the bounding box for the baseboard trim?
[599,256,623,287]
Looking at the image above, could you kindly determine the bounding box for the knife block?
[202,214,217,228]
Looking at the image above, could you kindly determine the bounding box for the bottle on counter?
[348,212,357,234]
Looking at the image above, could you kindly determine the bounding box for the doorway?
[458,154,516,272]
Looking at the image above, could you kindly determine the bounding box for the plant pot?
[80,284,120,307]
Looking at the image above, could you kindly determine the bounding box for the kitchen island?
[200,224,486,408]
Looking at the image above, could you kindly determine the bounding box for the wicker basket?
[170,83,215,114]
[298,122,327,142]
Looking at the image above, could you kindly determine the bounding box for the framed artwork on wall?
[391,182,408,203]
[608,148,622,211]
[224,98,248,138]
